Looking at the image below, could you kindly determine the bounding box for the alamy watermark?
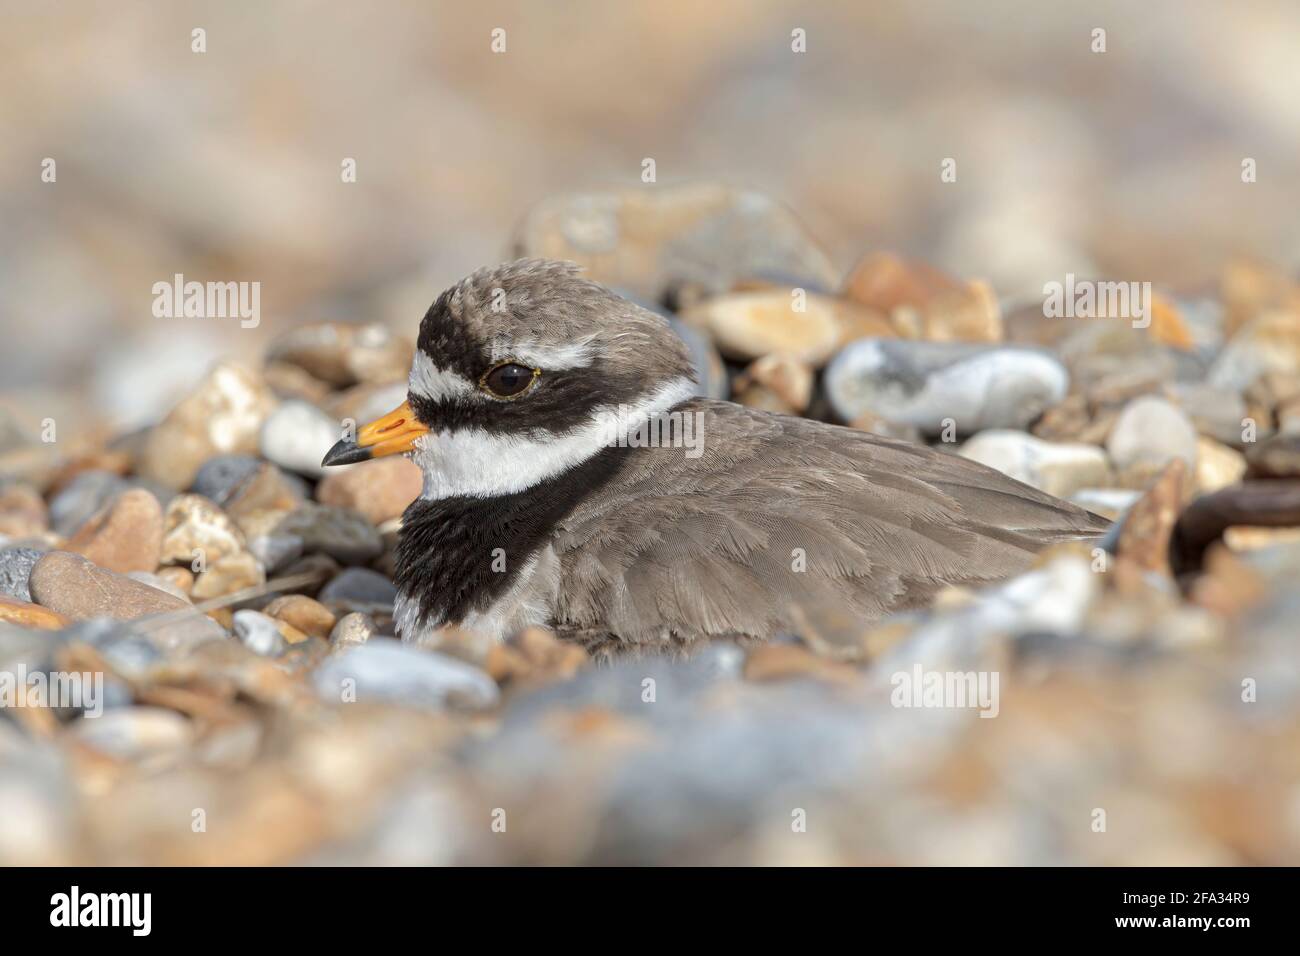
[1042,273,1151,329]
[1,665,103,717]
[890,664,1000,718]
[597,406,705,459]
[152,273,260,328]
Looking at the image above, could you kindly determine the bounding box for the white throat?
[410,376,696,500]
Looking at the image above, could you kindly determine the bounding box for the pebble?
[223,462,308,520]
[825,339,1069,435]
[127,571,192,603]
[1115,459,1188,578]
[1168,383,1250,447]
[682,290,890,367]
[1208,311,1300,394]
[329,612,377,648]
[1246,433,1300,479]
[232,610,288,656]
[191,550,265,601]
[959,431,1112,498]
[153,564,195,596]
[326,381,410,431]
[1069,488,1142,520]
[668,317,728,400]
[511,184,840,303]
[0,483,49,538]
[317,456,422,526]
[259,400,346,478]
[278,504,384,565]
[137,361,279,490]
[1105,395,1198,483]
[732,354,813,414]
[47,470,127,536]
[66,487,163,575]
[318,567,398,613]
[28,551,193,621]
[842,252,1003,342]
[313,638,499,711]
[190,454,262,505]
[0,546,43,602]
[160,494,247,568]
[0,595,71,630]
[71,707,193,761]
[1194,437,1246,494]
[264,594,336,639]
[266,322,413,388]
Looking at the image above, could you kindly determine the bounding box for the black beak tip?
[321,439,372,467]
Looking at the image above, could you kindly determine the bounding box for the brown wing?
[551,399,1108,649]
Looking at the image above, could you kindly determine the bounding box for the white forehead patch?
[408,350,475,402]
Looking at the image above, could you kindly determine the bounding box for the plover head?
[321,258,697,499]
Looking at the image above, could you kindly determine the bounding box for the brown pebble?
[0,483,48,537]
[67,487,163,574]
[1115,459,1188,579]
[316,456,423,526]
[0,595,71,630]
[264,594,336,639]
[28,551,192,621]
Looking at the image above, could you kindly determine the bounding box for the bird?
[322,258,1109,655]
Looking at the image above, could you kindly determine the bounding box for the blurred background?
[4,0,1300,867]
[3,0,1299,433]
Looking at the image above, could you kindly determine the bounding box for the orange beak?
[321,400,429,466]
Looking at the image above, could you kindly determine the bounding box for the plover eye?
[481,362,539,398]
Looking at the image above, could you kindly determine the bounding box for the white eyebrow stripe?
[408,350,475,402]
[492,339,596,371]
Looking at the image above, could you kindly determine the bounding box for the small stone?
[71,707,192,761]
[329,612,376,648]
[232,508,305,573]
[959,431,1112,498]
[28,551,193,621]
[160,494,247,568]
[1246,433,1300,479]
[278,504,384,565]
[263,359,334,404]
[1168,383,1251,447]
[154,565,195,596]
[127,571,191,603]
[744,643,855,682]
[0,483,48,538]
[732,354,813,414]
[259,400,346,478]
[0,546,43,602]
[47,470,128,537]
[264,594,336,639]
[1208,310,1300,394]
[1115,459,1189,579]
[1194,437,1247,494]
[1068,488,1142,520]
[314,638,499,711]
[511,184,840,304]
[266,322,414,388]
[232,609,288,656]
[190,454,262,505]
[223,462,307,520]
[318,567,398,613]
[1106,395,1198,486]
[510,626,588,679]
[137,361,278,490]
[317,456,422,526]
[0,595,71,630]
[66,488,163,575]
[682,290,890,367]
[191,550,265,601]
[326,381,410,430]
[825,339,1069,435]
[842,252,1003,342]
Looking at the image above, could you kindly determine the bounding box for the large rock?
[825,339,1069,436]
[29,551,194,621]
